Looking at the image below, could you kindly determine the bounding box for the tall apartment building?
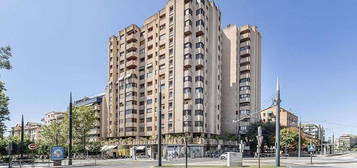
[102,0,261,142]
[221,25,261,134]
[74,93,104,142]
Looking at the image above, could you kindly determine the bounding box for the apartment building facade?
[101,0,261,155]
[11,122,43,142]
[41,111,66,125]
[221,24,261,134]
[74,93,104,142]
[302,123,325,139]
[260,106,298,128]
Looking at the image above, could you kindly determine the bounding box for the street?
[2,152,357,168]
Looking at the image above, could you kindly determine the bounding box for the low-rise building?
[41,111,66,125]
[11,122,43,141]
[74,93,104,142]
[260,106,298,127]
[301,123,324,139]
[338,134,357,150]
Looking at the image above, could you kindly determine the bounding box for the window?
[184,20,192,26]
[147,108,153,113]
[147,99,153,104]
[126,92,137,97]
[195,110,203,116]
[195,98,204,104]
[196,0,205,5]
[196,20,205,27]
[196,53,204,59]
[240,110,250,116]
[240,102,250,106]
[183,121,192,127]
[183,88,191,93]
[146,117,152,122]
[240,45,250,51]
[159,34,166,40]
[147,126,152,131]
[184,54,192,59]
[184,76,192,82]
[195,121,204,127]
[125,100,137,106]
[195,76,204,82]
[196,42,204,48]
[239,86,250,91]
[159,64,166,70]
[184,42,192,48]
[126,83,137,88]
[159,24,166,30]
[125,109,137,114]
[183,110,192,116]
[184,9,192,15]
[196,8,205,16]
[239,94,250,99]
[239,78,250,83]
[139,75,145,80]
[125,127,137,132]
[195,87,203,93]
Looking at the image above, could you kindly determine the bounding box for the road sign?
[51,146,65,161]
[308,145,316,152]
[28,143,36,150]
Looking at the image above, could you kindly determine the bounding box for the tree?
[0,82,10,138]
[40,121,66,146]
[280,127,299,152]
[64,105,96,153]
[0,46,12,138]
[0,46,12,70]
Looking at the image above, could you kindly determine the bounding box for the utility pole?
[319,125,323,155]
[68,92,73,165]
[298,119,301,157]
[275,79,281,167]
[20,115,24,159]
[332,133,335,154]
[157,81,162,167]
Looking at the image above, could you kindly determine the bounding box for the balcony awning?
[135,146,146,150]
[100,145,118,152]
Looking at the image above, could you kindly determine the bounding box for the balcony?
[184,26,192,36]
[126,60,137,69]
[196,70,204,76]
[240,97,251,102]
[184,36,192,44]
[184,14,192,22]
[240,49,251,56]
[240,73,250,79]
[126,51,137,60]
[196,104,204,110]
[240,57,250,64]
[196,58,204,68]
[184,126,193,132]
[196,92,203,99]
[240,41,251,47]
[184,104,192,110]
[126,42,138,52]
[184,47,192,55]
[239,65,250,72]
[196,25,204,34]
[184,58,192,68]
[195,115,204,121]
[196,81,204,88]
[184,81,192,88]
[126,34,137,43]
[240,33,250,42]
[184,70,192,76]
[184,92,191,100]
[194,127,204,133]
[197,36,204,43]
[240,89,250,95]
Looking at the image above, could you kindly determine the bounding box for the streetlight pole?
[157,81,162,167]
[68,92,73,165]
[298,119,301,157]
[20,115,24,159]
[275,79,281,167]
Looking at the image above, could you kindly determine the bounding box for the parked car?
[219,152,228,160]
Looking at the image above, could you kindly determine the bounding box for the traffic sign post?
[256,126,264,168]
[308,145,316,164]
[51,146,65,166]
[28,143,36,150]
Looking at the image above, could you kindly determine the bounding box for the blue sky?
[1,0,357,138]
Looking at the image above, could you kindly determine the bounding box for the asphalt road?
[2,152,357,168]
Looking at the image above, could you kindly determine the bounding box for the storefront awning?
[100,145,118,152]
[135,146,146,150]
